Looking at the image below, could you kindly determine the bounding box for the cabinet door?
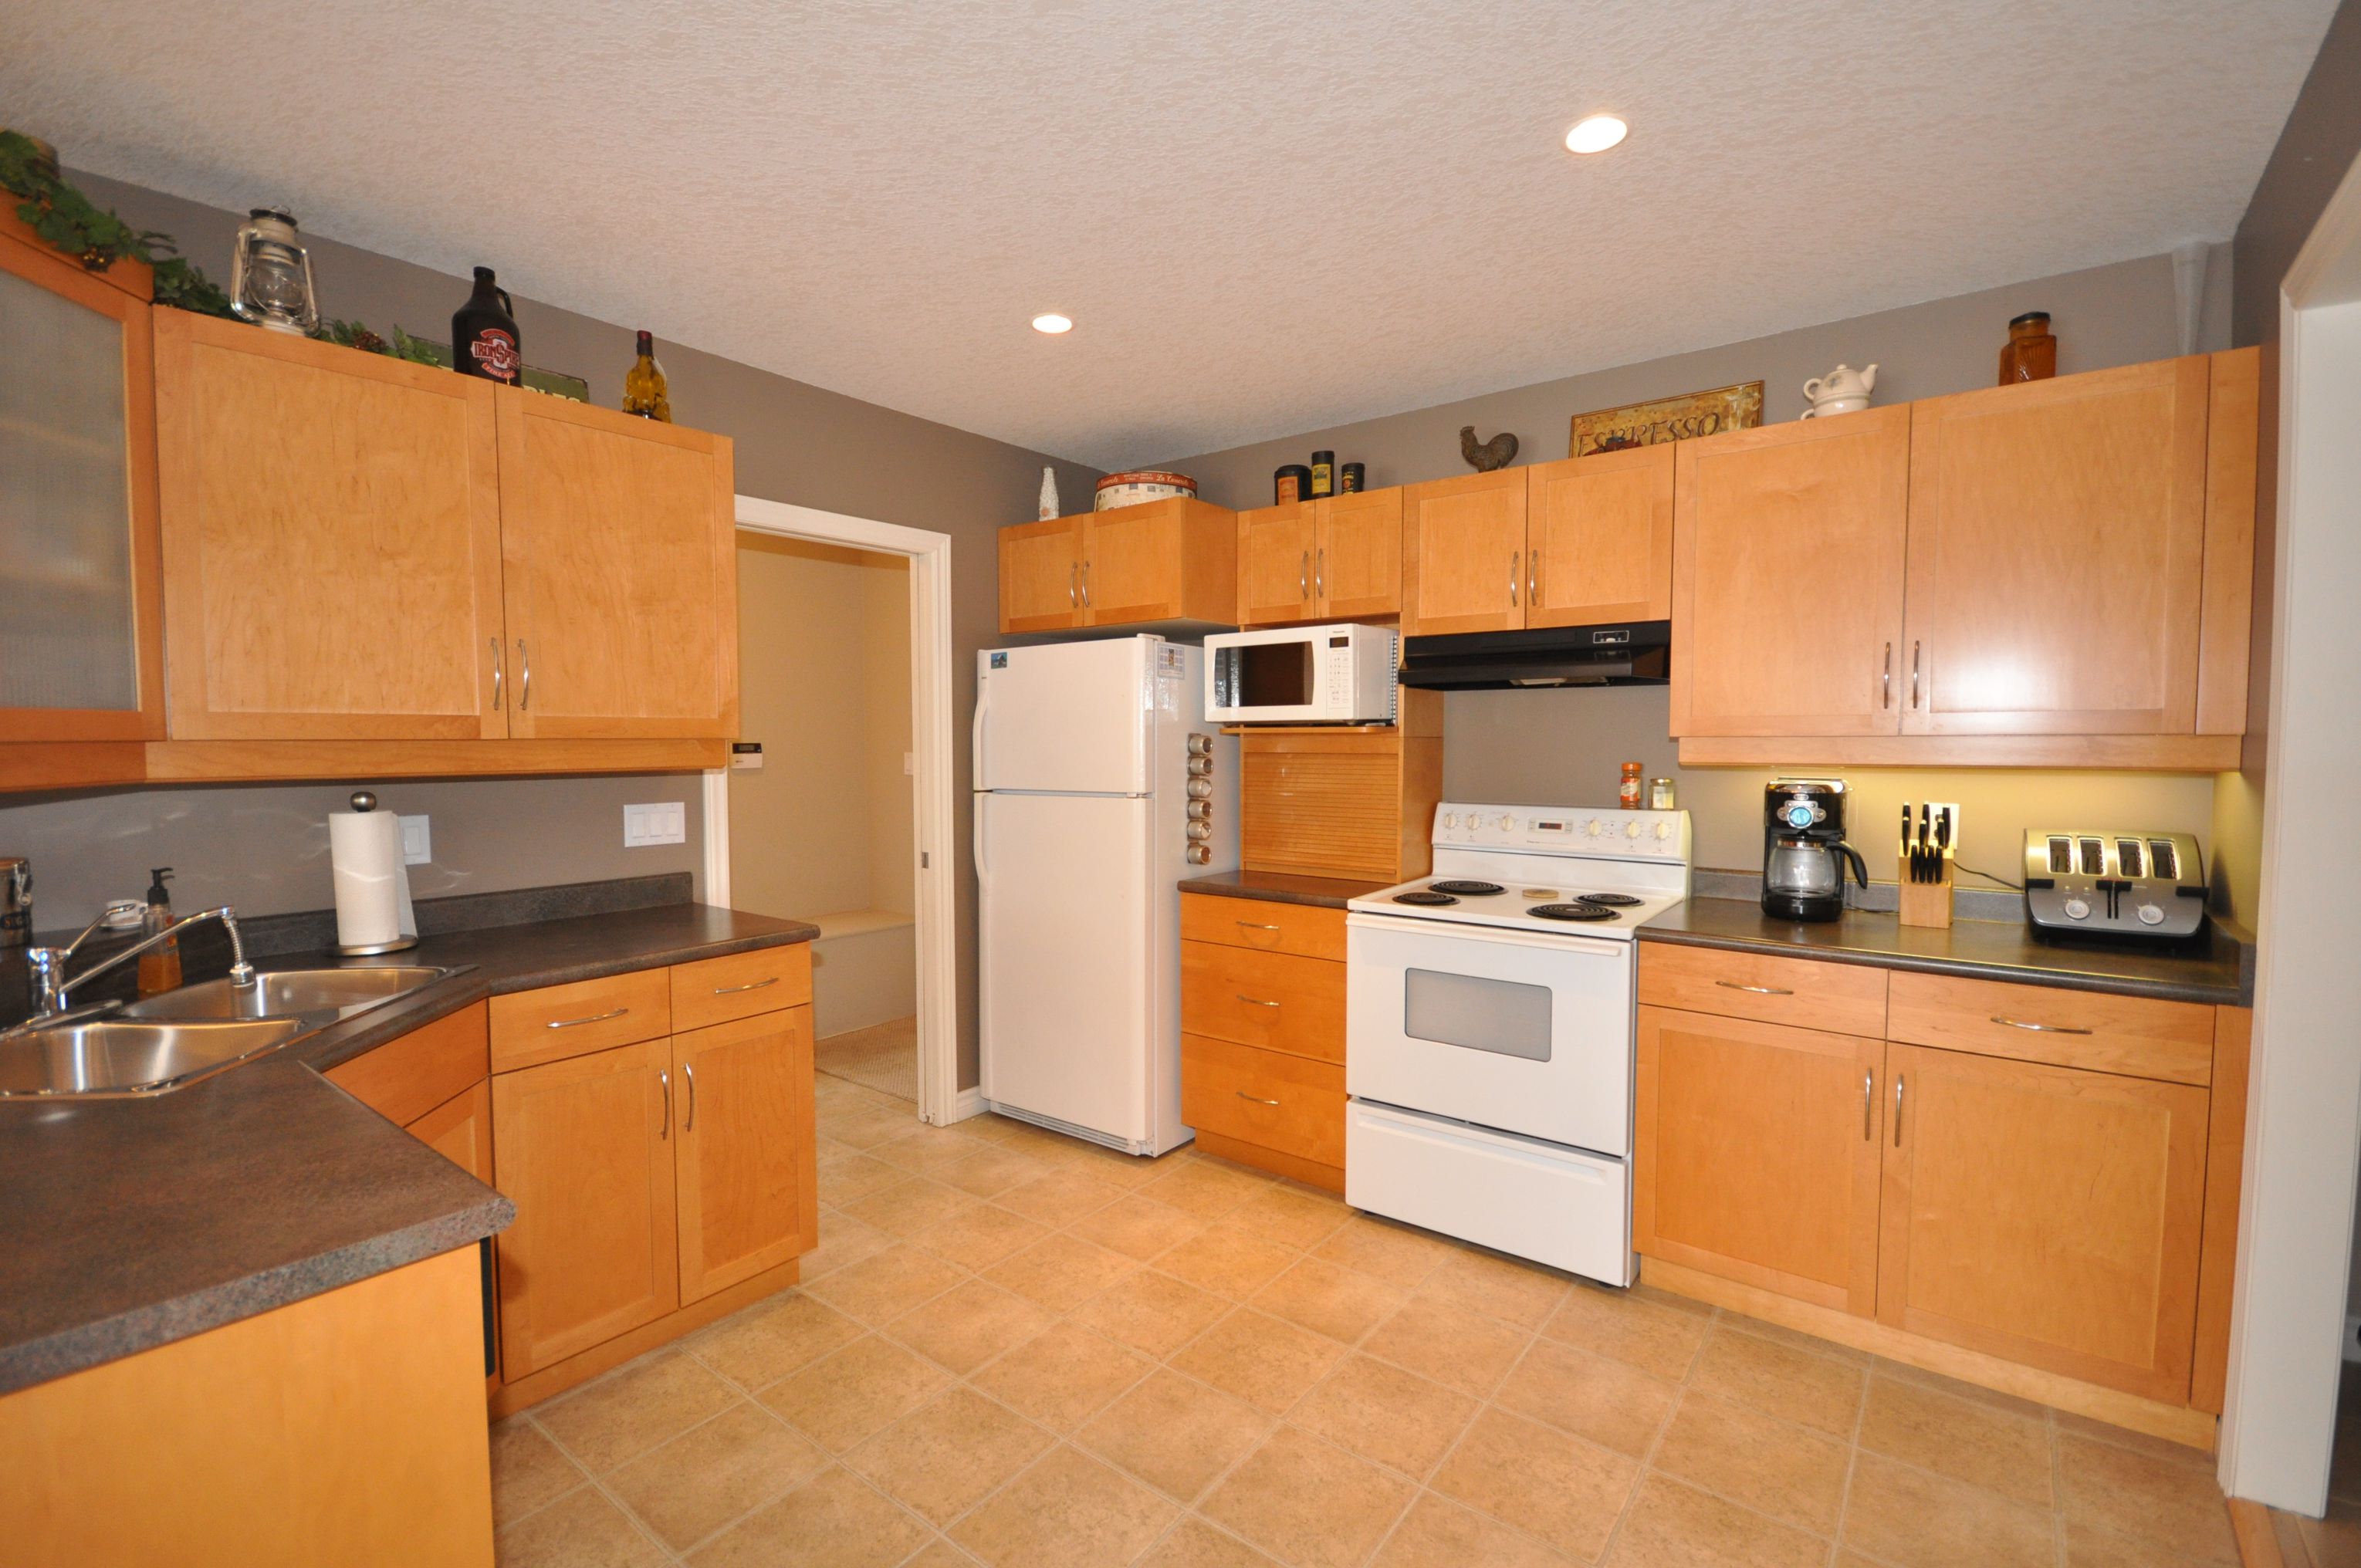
[491,1039,678,1377]
[0,233,163,750]
[1877,1043,2207,1401]
[1316,488,1402,620]
[153,311,506,740]
[1669,407,1910,737]
[496,391,737,738]
[1527,446,1673,627]
[1237,502,1318,626]
[1083,502,1186,623]
[1400,470,1528,635]
[998,515,1084,633]
[673,1005,816,1304]
[407,1077,495,1186]
[1901,357,2210,735]
[1635,1007,1884,1315]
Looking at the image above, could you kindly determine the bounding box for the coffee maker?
[1763,779,1869,922]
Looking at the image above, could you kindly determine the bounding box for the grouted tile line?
[1822,1321,1875,1568]
[1588,1299,1713,1566]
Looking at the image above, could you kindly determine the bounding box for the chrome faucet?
[24,906,257,1019]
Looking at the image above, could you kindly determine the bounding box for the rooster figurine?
[1460,427,1518,472]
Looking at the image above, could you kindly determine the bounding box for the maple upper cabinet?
[1878,1043,2209,1401]
[1401,469,1529,635]
[1669,405,1913,738]
[1238,490,1404,627]
[996,498,1236,633]
[153,309,507,742]
[0,220,164,785]
[1901,356,2210,735]
[672,1006,817,1304]
[1635,1006,1885,1316]
[1527,444,1675,627]
[496,390,738,739]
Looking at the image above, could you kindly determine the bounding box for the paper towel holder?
[335,791,421,956]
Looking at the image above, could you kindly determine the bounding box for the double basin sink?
[0,965,456,1099]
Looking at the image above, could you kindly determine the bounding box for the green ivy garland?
[0,130,235,315]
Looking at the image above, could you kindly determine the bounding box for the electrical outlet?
[624,802,686,847]
[398,814,431,865]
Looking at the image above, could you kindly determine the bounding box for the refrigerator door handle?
[971,683,991,788]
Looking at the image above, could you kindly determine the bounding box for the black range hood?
[1397,621,1670,690]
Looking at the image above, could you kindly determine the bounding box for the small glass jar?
[1619,761,1643,810]
[1999,311,2056,384]
[1649,777,1676,810]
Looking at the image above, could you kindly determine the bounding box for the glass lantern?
[228,208,319,336]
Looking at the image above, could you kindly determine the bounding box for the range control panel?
[1432,803,1692,858]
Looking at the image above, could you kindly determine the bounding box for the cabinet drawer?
[1885,972,2214,1086]
[490,967,671,1073]
[1181,941,1344,1063]
[1182,1034,1345,1170]
[1638,944,1888,1037]
[326,1001,490,1126]
[671,943,813,1032]
[1180,894,1345,962]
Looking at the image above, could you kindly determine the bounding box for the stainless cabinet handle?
[1300,550,1309,600]
[1069,561,1077,607]
[1862,1070,1874,1141]
[1316,548,1325,599]
[1236,1090,1281,1107]
[1235,921,1280,932]
[1527,550,1538,607]
[1715,980,1794,996]
[1893,1074,1905,1147]
[1882,642,1892,709]
[1081,559,1091,609]
[1909,641,1921,708]
[1509,551,1520,607]
[546,1005,628,1030]
[1235,995,1280,1009]
[659,1068,671,1140]
[683,1062,697,1132]
[490,637,505,711]
[517,639,533,711]
[1990,1015,2093,1035]
[712,976,780,996]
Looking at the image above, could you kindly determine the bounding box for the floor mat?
[814,1014,917,1103]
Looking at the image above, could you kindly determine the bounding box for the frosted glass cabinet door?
[0,232,163,745]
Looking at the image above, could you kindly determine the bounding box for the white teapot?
[1801,363,1877,418]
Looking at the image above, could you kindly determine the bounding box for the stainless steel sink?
[0,1017,307,1097]
[121,965,453,1022]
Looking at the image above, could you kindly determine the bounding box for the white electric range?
[1344,802,1692,1286]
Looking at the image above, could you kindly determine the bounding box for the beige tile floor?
[491,1070,2241,1567]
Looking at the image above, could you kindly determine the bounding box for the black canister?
[452,266,522,383]
[1340,462,1365,493]
[1274,465,1312,505]
[1308,451,1334,497]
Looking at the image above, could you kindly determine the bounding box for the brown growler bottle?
[452,266,521,383]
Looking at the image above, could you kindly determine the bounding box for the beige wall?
[1157,248,2241,902]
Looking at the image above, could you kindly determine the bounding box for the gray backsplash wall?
[4,167,1102,1086]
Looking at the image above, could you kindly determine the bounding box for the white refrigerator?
[974,635,1238,1154]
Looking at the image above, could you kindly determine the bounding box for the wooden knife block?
[1896,857,1954,929]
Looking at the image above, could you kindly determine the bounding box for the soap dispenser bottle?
[137,867,181,997]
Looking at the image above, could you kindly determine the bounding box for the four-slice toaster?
[2022,830,2207,941]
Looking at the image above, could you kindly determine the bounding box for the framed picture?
[1570,381,1763,457]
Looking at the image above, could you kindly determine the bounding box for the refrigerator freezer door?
[977,789,1154,1143]
[976,637,1156,795]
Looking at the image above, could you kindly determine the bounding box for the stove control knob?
[1624,821,1643,839]
[1654,821,1673,840]
[1585,819,1602,837]
[2136,903,2167,926]
[1442,813,1459,830]
[1496,814,1515,831]
[2064,897,2091,920]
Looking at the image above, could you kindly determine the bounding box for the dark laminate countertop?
[0,900,817,1396]
[1636,897,2252,1007]
[1179,870,1395,909]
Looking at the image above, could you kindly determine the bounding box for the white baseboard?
[950,1086,985,1124]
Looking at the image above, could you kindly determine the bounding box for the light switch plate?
[624,801,687,847]
[398,814,431,865]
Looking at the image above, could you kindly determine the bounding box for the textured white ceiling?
[2,1,2336,468]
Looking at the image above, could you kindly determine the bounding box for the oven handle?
[1350,1103,1615,1180]
[1345,911,1631,957]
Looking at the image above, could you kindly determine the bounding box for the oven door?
[1345,913,1633,1154]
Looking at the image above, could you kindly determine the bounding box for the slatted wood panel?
[1239,729,1440,882]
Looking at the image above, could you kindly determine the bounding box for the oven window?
[1403,968,1552,1061]
[1236,641,1314,708]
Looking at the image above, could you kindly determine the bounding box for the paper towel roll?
[330,806,418,953]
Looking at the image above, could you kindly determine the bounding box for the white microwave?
[1205,623,1399,725]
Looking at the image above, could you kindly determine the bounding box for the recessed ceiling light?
[1032,313,1073,334]
[1564,114,1628,155]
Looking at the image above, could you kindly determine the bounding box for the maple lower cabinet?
[492,1039,679,1379]
[998,499,1237,633]
[673,1006,818,1303]
[494,390,737,739]
[1877,1042,2208,1402]
[1669,405,1913,738]
[1526,444,1675,627]
[1179,894,1348,1191]
[1400,469,1528,635]
[1236,490,1402,627]
[999,515,1086,631]
[153,309,507,742]
[1635,1006,1884,1316]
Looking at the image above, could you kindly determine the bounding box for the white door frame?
[2218,145,2361,1511]
[709,495,962,1127]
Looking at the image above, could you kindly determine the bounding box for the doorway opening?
[706,497,959,1127]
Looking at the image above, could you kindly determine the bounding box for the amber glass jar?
[1999,312,2056,384]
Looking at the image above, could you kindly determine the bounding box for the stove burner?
[1528,902,1621,921]
[1392,890,1459,906]
[1429,880,1505,897]
[1576,893,1644,907]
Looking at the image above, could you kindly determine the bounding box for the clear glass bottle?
[622,329,671,421]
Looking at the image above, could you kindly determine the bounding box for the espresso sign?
[1570,380,1764,457]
